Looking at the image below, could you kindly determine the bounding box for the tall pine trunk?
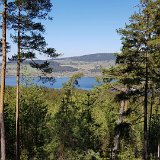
[143,51,148,160]
[16,7,21,160]
[143,1,149,157]
[0,0,7,159]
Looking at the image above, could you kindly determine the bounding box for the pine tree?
[0,1,7,159]
[7,0,58,159]
[103,0,160,159]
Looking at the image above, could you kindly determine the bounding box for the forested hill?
[6,53,116,77]
[56,53,116,62]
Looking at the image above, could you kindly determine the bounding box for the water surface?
[4,76,99,90]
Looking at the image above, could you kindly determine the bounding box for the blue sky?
[43,0,140,58]
[5,0,140,60]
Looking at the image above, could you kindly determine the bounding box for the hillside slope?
[56,53,116,62]
[6,53,116,77]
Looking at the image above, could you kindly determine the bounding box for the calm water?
[4,76,100,90]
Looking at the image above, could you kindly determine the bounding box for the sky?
[4,0,140,59]
[43,0,140,58]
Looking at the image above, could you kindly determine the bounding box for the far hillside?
[6,53,116,77]
[56,53,116,62]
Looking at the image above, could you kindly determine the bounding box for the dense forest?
[1,0,160,160]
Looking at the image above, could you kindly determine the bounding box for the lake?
[4,76,100,90]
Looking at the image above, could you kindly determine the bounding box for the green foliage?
[5,0,160,160]
[53,75,100,159]
[4,86,53,159]
[148,115,160,159]
[2,81,147,159]
[19,86,49,159]
[102,0,160,159]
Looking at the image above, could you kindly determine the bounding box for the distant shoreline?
[5,75,98,78]
[3,53,115,78]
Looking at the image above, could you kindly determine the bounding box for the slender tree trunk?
[158,139,160,160]
[57,143,64,160]
[143,52,148,160]
[0,1,7,159]
[112,100,126,159]
[148,88,154,156]
[148,89,153,135]
[16,7,21,160]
